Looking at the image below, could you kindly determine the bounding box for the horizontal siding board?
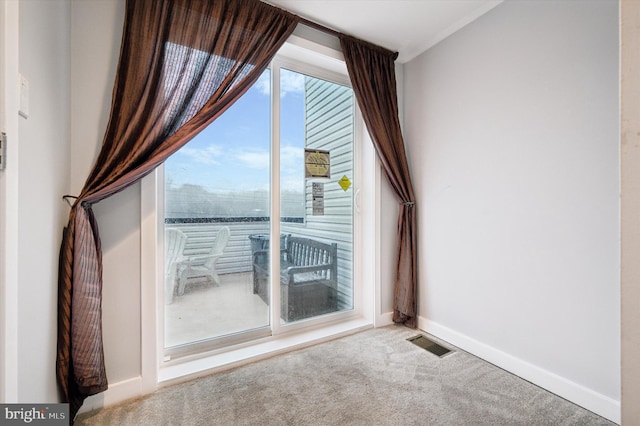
[307,106,352,129]
[307,114,352,137]
[307,116,353,139]
[303,76,355,309]
[305,217,353,226]
[307,128,352,148]
[304,197,354,209]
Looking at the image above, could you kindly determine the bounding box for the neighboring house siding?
[282,76,354,310]
[168,221,269,275]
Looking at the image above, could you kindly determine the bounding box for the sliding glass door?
[278,65,354,325]
[162,51,356,356]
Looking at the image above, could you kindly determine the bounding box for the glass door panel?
[163,70,271,349]
[279,68,355,324]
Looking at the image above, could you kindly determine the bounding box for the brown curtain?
[340,36,418,328]
[57,0,298,418]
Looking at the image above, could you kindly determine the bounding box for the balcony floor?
[165,272,269,347]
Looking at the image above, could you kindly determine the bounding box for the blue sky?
[165,69,306,193]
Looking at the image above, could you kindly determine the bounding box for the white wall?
[70,0,141,393]
[404,0,619,421]
[17,0,71,402]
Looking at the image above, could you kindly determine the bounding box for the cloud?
[179,145,223,165]
[280,145,303,170]
[253,69,305,98]
[280,70,305,97]
[234,145,304,172]
[254,72,271,96]
[236,150,270,169]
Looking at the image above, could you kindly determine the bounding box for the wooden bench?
[252,236,338,322]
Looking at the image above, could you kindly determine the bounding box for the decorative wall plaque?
[305,149,330,178]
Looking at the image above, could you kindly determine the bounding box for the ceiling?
[267,0,503,63]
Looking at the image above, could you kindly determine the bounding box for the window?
[158,38,364,360]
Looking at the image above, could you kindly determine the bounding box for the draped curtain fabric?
[57,0,297,418]
[340,36,418,328]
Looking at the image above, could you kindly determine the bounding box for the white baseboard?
[418,316,620,424]
[77,376,144,416]
[375,311,394,327]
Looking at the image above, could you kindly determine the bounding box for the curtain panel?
[340,36,418,328]
[57,0,298,418]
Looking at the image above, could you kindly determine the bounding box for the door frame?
[1,0,21,402]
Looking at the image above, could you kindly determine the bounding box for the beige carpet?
[75,326,614,425]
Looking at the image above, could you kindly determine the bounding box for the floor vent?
[407,335,452,357]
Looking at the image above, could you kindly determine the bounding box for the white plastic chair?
[177,226,230,296]
[165,228,188,304]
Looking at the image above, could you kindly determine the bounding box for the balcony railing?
[165,217,304,275]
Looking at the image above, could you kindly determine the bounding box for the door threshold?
[158,317,372,387]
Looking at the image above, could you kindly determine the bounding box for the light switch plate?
[19,74,29,118]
